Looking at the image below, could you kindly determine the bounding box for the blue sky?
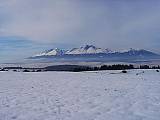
[0,0,160,63]
[0,37,72,62]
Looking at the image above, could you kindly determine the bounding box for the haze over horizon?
[0,0,160,63]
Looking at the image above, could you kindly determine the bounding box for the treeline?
[0,64,160,72]
[73,64,160,72]
[73,64,134,72]
[139,65,160,69]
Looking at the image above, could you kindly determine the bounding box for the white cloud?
[0,0,160,52]
[0,0,83,42]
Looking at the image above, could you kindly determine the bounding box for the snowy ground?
[0,70,160,120]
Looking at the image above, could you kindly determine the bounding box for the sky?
[0,0,160,63]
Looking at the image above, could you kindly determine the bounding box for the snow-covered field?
[0,70,160,120]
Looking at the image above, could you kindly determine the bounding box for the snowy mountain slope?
[34,48,65,57]
[0,70,160,120]
[65,45,113,55]
[117,48,158,56]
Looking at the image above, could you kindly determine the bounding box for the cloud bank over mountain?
[0,0,160,62]
[0,0,159,49]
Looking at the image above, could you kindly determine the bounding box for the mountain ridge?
[32,45,159,57]
[29,45,160,62]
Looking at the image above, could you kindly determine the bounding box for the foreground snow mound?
[0,70,160,120]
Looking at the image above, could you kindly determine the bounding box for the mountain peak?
[34,48,65,57]
[81,44,96,49]
[66,45,112,55]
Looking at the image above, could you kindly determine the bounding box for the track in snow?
[0,70,160,120]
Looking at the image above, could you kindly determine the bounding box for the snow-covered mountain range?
[30,45,160,61]
[32,45,158,56]
[33,45,113,57]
